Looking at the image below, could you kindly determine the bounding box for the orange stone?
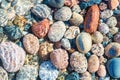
[32,19,50,38]
[84,4,100,33]
[64,0,78,7]
[108,0,119,10]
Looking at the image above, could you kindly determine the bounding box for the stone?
[48,21,66,42]
[65,72,80,80]
[0,42,26,72]
[76,32,92,53]
[72,5,81,13]
[100,9,113,19]
[54,7,72,21]
[61,38,71,50]
[98,23,109,34]
[64,0,78,7]
[50,49,69,70]
[88,55,99,73]
[108,0,119,10]
[115,14,120,28]
[7,7,16,20]
[39,61,59,80]
[32,19,50,38]
[80,71,92,80]
[84,5,100,33]
[70,51,87,73]
[106,16,117,28]
[23,34,39,55]
[57,71,68,80]
[109,27,119,35]
[99,2,107,11]
[0,66,8,80]
[97,65,106,77]
[114,32,120,43]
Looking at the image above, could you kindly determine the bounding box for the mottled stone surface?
[0,66,8,80]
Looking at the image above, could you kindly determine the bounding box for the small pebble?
[97,65,106,77]
[100,9,113,19]
[57,71,68,80]
[99,56,107,64]
[114,32,120,43]
[88,55,99,73]
[80,71,92,80]
[108,0,119,10]
[98,23,109,34]
[50,49,69,70]
[109,27,119,35]
[61,38,71,50]
[54,7,72,21]
[106,16,117,28]
[48,21,66,42]
[70,51,87,73]
[64,26,80,39]
[0,66,8,80]
[65,72,80,80]
[64,0,78,7]
[23,33,39,55]
[99,2,107,11]
[72,5,81,13]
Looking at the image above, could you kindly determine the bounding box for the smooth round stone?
[16,65,38,80]
[39,61,59,80]
[64,26,80,39]
[98,23,109,34]
[91,31,103,43]
[64,0,78,7]
[0,9,8,26]
[47,0,64,8]
[70,12,84,26]
[61,38,71,50]
[108,0,119,10]
[31,4,51,19]
[0,66,8,80]
[72,5,81,13]
[23,34,39,55]
[50,49,68,70]
[114,32,120,43]
[97,65,106,77]
[88,55,99,73]
[0,42,26,72]
[80,71,92,80]
[109,27,119,35]
[107,58,120,78]
[48,21,66,42]
[106,17,117,28]
[100,9,113,19]
[0,0,11,9]
[99,2,107,11]
[105,42,120,58]
[54,7,72,21]
[70,51,87,73]
[76,32,92,53]
[91,43,104,56]
[65,72,80,80]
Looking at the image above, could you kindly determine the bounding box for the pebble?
[39,61,59,80]
[114,32,120,43]
[64,0,78,7]
[105,42,120,58]
[84,5,100,33]
[91,43,104,56]
[107,58,120,78]
[98,23,109,34]
[16,65,38,80]
[97,65,106,77]
[88,55,99,73]
[109,27,119,35]
[99,56,107,64]
[0,0,11,9]
[48,21,66,42]
[91,31,103,44]
[99,2,107,11]
[54,7,72,21]
[76,32,92,53]
[0,42,26,72]
[65,72,80,80]
[0,66,8,80]
[115,14,120,27]
[50,49,69,70]
[70,12,84,26]
[70,51,87,73]
[57,71,68,80]
[61,38,71,50]
[106,16,117,28]
[23,34,39,55]
[71,5,81,13]
[38,41,54,60]
[108,0,119,10]
[64,26,80,39]
[100,9,113,19]
[32,19,50,38]
[80,71,92,80]
[31,4,51,19]
[7,7,16,20]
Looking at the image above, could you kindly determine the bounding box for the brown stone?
[64,0,78,7]
[108,0,119,10]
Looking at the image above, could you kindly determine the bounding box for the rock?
[7,7,16,20]
[16,65,38,80]
[99,56,107,64]
[84,5,100,33]
[39,61,59,80]
[61,38,71,50]
[38,41,53,60]
[0,66,8,80]
[48,21,66,42]
[109,27,119,35]
[0,42,26,72]
[64,0,78,7]
[91,43,104,56]
[100,9,113,19]
[32,19,50,38]
[114,32,120,43]
[50,49,69,70]
[98,23,109,34]
[72,5,81,13]
[107,58,120,78]
[106,16,117,28]
[76,32,92,53]
[57,71,68,80]
[108,0,119,10]
[70,51,87,73]
[23,34,39,55]
[31,4,51,18]
[105,42,120,58]
[80,71,92,80]
[88,55,99,73]
[97,65,106,77]
[99,2,107,11]
[65,72,80,80]
[64,26,80,39]
[54,7,72,21]
[91,31,103,43]
[115,14,120,28]
[70,12,83,26]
